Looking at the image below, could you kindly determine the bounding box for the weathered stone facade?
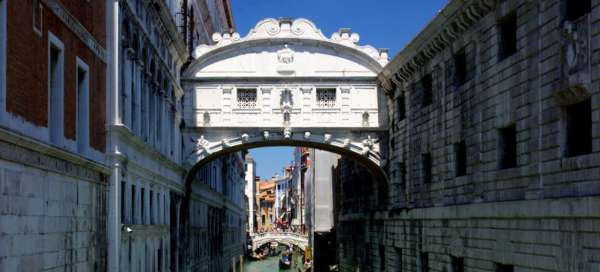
[0,129,108,271]
[336,0,600,271]
[0,0,108,271]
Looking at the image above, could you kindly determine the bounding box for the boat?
[279,253,291,269]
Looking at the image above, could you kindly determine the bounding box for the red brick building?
[4,0,106,154]
[0,1,109,271]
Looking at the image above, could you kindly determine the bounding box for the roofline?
[379,0,494,90]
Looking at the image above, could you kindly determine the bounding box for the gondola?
[279,253,291,269]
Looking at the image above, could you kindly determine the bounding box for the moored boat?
[279,253,291,269]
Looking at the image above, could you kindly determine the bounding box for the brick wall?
[6,0,105,151]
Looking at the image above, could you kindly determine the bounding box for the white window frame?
[75,57,90,154]
[32,0,42,36]
[48,31,65,147]
[0,0,6,122]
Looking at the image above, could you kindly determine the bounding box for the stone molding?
[191,18,388,67]
[183,129,383,170]
[108,124,185,174]
[340,196,600,222]
[0,126,109,183]
[379,0,494,91]
[41,0,107,63]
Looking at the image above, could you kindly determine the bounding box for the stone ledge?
[359,196,600,221]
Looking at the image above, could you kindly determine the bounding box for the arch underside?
[182,128,387,186]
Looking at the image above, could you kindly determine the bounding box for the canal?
[243,252,304,272]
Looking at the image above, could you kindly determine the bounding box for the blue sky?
[232,0,447,178]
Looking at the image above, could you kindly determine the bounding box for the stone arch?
[182,130,388,190]
[253,239,305,252]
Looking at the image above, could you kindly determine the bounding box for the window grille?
[237,89,257,108]
[316,88,336,107]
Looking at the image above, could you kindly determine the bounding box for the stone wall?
[0,135,107,271]
[339,0,600,271]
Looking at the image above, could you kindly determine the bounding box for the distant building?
[291,147,311,233]
[257,180,276,231]
[302,149,340,270]
[273,166,293,228]
[189,151,247,272]
[244,153,257,235]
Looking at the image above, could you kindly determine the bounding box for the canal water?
[243,252,304,272]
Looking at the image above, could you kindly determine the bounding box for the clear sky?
[233,0,447,178]
[230,0,448,56]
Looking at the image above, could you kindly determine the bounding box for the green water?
[243,254,304,272]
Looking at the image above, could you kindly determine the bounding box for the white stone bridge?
[250,232,309,251]
[180,18,391,185]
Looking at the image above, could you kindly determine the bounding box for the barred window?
[316,88,336,107]
[237,88,257,108]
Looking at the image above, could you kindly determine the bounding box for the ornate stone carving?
[192,18,388,66]
[189,136,211,159]
[362,135,375,156]
[277,44,294,64]
[203,111,210,125]
[383,0,494,88]
[280,89,293,108]
[556,15,591,104]
[561,18,589,77]
[283,128,292,139]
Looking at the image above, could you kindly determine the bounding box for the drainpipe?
[107,1,121,271]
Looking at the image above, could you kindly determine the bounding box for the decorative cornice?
[0,126,110,179]
[41,0,107,63]
[192,18,388,66]
[108,125,185,174]
[380,0,494,90]
[148,0,188,61]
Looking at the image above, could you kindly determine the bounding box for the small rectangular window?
[32,0,42,35]
[400,162,407,186]
[395,247,402,271]
[422,153,432,184]
[141,188,145,224]
[498,13,517,60]
[49,35,64,145]
[565,99,592,157]
[451,256,464,272]
[379,245,385,271]
[150,190,154,224]
[455,141,467,177]
[420,252,429,272]
[495,263,514,272]
[397,95,406,120]
[499,125,517,169]
[120,181,126,224]
[454,50,467,87]
[76,63,89,153]
[316,88,336,107]
[237,88,257,108]
[131,185,136,224]
[566,0,591,22]
[421,74,432,107]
